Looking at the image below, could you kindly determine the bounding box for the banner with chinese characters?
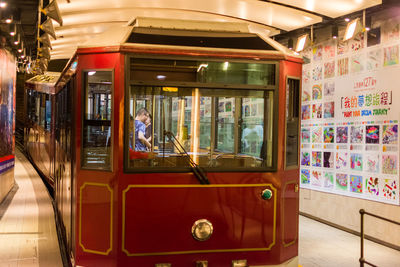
[300,24,400,205]
[0,49,16,177]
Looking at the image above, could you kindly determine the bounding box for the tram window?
[241,98,264,158]
[27,90,37,123]
[35,92,40,124]
[126,86,273,170]
[215,97,235,153]
[81,71,113,170]
[131,58,276,86]
[285,78,300,167]
[35,93,51,131]
[202,62,275,86]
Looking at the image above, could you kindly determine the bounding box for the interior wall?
[0,49,16,203]
[0,169,14,201]
[300,188,400,248]
[299,8,400,248]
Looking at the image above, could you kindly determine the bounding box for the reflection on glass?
[127,86,272,169]
[216,97,235,153]
[82,71,112,170]
[241,98,264,157]
[131,58,276,86]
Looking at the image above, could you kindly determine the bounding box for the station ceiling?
[3,0,390,62]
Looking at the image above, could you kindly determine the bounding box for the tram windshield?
[126,86,274,170]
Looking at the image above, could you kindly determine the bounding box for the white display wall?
[300,19,400,205]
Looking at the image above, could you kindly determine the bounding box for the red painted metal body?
[26,42,301,266]
[72,49,301,266]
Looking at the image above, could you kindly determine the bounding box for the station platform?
[1,149,400,267]
[0,149,62,267]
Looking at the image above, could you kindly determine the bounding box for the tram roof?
[25,72,61,93]
[47,0,382,60]
[76,17,301,60]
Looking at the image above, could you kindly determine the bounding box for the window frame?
[124,54,280,173]
[285,76,301,170]
[80,69,114,172]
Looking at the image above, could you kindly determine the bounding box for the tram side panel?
[74,52,124,267]
[24,89,55,186]
[278,59,302,263]
[54,81,74,256]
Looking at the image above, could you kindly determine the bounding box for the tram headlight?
[191,219,213,241]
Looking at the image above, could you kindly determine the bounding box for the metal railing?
[359,209,400,267]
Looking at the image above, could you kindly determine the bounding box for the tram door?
[55,81,73,251]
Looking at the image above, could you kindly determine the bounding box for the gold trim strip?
[79,182,113,255]
[282,180,298,248]
[122,184,277,256]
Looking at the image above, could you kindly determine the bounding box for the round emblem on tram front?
[191,219,213,241]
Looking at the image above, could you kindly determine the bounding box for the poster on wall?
[0,50,16,175]
[300,23,400,205]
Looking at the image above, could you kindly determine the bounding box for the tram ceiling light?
[0,2,6,8]
[344,18,362,41]
[88,71,96,76]
[156,74,166,80]
[223,62,229,71]
[345,18,350,22]
[197,63,208,72]
[295,33,309,52]
[5,18,12,24]
[41,0,63,26]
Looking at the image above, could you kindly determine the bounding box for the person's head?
[145,114,152,126]
[135,108,149,123]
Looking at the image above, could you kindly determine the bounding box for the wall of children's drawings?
[300,19,400,205]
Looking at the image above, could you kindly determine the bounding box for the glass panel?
[45,97,51,131]
[35,93,40,124]
[286,78,300,167]
[131,58,275,86]
[199,62,275,86]
[127,86,272,169]
[216,97,235,153]
[38,93,51,131]
[241,98,264,158]
[27,90,37,122]
[199,97,212,149]
[82,71,113,170]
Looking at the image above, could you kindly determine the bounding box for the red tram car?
[25,18,302,267]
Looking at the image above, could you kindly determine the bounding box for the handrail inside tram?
[164,130,210,185]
